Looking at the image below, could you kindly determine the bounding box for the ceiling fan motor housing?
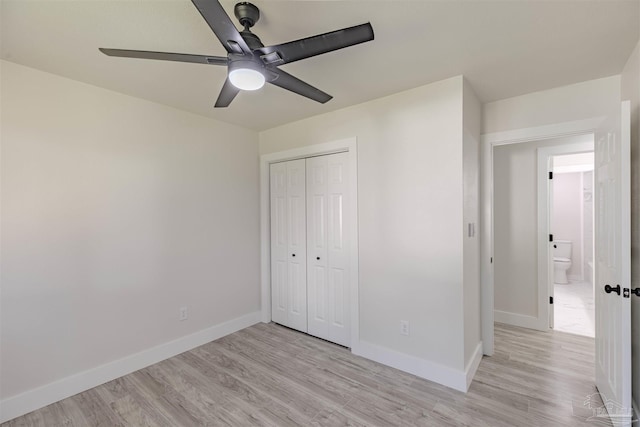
[234,2,260,29]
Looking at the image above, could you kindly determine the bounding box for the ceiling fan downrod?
[234,2,260,30]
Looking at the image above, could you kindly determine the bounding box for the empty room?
[1,0,639,426]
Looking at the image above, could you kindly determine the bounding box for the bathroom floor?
[553,281,595,337]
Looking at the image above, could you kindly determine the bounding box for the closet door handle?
[292,254,296,257]
[316,257,320,260]
[604,284,620,295]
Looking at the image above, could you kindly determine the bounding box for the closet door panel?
[306,156,329,339]
[327,153,350,346]
[286,159,307,332]
[307,153,350,346]
[270,162,288,326]
[270,159,307,332]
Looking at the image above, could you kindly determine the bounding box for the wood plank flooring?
[2,322,612,426]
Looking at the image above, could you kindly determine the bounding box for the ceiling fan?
[99,0,374,108]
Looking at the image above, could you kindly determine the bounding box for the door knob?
[292,254,296,257]
[316,257,320,260]
[631,288,640,297]
[604,284,621,295]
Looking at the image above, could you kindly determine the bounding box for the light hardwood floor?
[2,322,612,426]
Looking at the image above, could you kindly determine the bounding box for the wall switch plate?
[400,320,409,336]
[468,222,476,237]
[179,307,188,321]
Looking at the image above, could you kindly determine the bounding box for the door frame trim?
[480,117,604,355]
[259,138,360,350]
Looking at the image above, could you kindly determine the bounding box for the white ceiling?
[2,0,639,131]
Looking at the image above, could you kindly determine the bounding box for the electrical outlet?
[179,307,188,321]
[400,320,409,336]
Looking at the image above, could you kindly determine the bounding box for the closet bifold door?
[306,153,350,346]
[270,159,307,333]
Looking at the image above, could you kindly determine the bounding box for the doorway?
[549,152,595,337]
[480,119,605,355]
[490,134,593,332]
[481,105,632,425]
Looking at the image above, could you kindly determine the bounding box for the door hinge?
[623,288,630,298]
[549,234,553,242]
[550,296,554,304]
[549,171,553,179]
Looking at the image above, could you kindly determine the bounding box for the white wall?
[583,171,594,282]
[552,172,584,281]
[553,152,594,171]
[260,76,479,386]
[493,134,593,322]
[463,80,482,369]
[0,61,260,415]
[621,38,640,418]
[483,76,621,134]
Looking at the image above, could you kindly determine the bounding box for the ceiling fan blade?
[99,48,228,65]
[191,0,251,54]
[268,69,332,104]
[256,23,374,66]
[215,78,241,108]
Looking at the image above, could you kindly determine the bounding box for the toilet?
[553,240,572,284]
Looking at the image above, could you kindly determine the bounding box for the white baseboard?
[353,340,468,392]
[465,342,484,391]
[0,311,261,424]
[494,310,547,331]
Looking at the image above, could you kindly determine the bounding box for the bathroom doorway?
[550,152,595,337]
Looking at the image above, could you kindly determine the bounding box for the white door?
[270,159,307,332]
[548,157,555,329]
[306,153,350,346]
[594,101,632,426]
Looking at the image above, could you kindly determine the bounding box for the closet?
[270,152,350,347]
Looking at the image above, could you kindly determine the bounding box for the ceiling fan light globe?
[229,68,265,91]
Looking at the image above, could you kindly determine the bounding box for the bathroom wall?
[552,171,584,281]
[550,167,594,284]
